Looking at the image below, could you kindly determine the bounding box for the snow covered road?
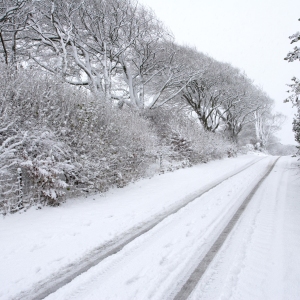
[41,156,280,300]
[1,154,299,300]
[189,156,300,300]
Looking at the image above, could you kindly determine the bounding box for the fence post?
[158,151,163,173]
[17,168,23,209]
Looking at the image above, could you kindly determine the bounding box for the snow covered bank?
[0,154,263,299]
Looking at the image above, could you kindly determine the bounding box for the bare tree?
[146,44,204,109]
[28,0,138,99]
[182,60,243,132]
[28,0,202,110]
[255,110,286,149]
[217,73,267,142]
[0,0,33,65]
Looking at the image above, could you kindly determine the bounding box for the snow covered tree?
[27,0,202,110]
[284,18,300,146]
[181,58,235,132]
[285,23,300,104]
[0,0,281,215]
[255,111,286,149]
[181,59,265,141]
[0,0,33,65]
[221,80,266,142]
[292,107,300,146]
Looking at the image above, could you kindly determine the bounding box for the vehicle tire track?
[15,157,266,300]
[172,157,280,300]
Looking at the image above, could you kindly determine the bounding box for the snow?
[0,154,299,300]
[189,156,300,300]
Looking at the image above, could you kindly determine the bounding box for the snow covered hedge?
[147,107,236,169]
[0,68,158,213]
[0,68,235,214]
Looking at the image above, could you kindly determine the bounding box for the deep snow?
[0,154,299,300]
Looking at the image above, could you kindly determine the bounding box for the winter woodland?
[0,0,287,214]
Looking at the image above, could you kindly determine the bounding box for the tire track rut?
[173,157,280,300]
[16,157,266,300]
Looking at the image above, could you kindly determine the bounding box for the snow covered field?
[0,154,299,300]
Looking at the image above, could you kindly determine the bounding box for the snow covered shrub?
[19,130,73,206]
[0,64,235,214]
[0,129,24,213]
[65,102,158,193]
[0,68,74,212]
[194,130,237,161]
[0,127,73,213]
[146,106,197,166]
[0,70,156,210]
[0,67,25,213]
[146,106,236,169]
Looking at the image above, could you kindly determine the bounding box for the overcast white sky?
[139,0,300,145]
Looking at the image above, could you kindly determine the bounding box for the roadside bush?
[66,103,157,193]
[146,106,236,169]
[0,67,158,213]
[0,66,236,214]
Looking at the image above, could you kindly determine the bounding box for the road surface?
[1,155,299,300]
